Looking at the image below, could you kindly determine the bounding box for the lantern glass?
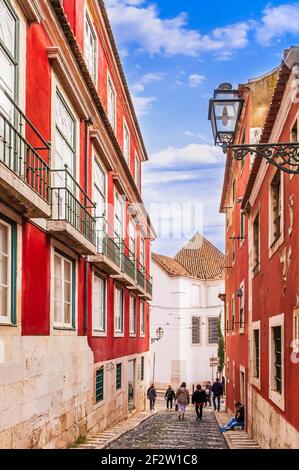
[209,83,243,146]
[156,327,164,339]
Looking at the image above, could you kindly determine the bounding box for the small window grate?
[95,368,104,402]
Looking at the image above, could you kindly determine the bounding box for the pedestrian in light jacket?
[175,382,190,420]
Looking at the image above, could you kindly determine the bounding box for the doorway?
[128,359,136,412]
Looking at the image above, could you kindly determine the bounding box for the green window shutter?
[116,363,122,390]
[96,368,104,402]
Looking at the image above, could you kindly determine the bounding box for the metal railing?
[95,217,121,267]
[50,166,96,245]
[121,242,136,281]
[136,261,145,289]
[0,84,50,202]
[145,272,153,296]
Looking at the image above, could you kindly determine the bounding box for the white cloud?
[132,72,166,92]
[184,131,212,143]
[146,143,222,171]
[132,95,156,116]
[188,74,206,88]
[256,3,299,45]
[105,1,254,57]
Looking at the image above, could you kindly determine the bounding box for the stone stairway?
[73,410,158,449]
[214,412,260,449]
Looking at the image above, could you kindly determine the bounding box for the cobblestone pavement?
[107,409,228,449]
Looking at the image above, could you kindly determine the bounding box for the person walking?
[175,382,190,420]
[205,383,212,407]
[147,384,157,411]
[164,385,175,411]
[211,378,223,412]
[192,384,206,421]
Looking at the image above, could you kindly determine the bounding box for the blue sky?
[105,0,299,255]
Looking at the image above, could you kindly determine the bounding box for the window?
[239,283,245,330]
[114,286,123,334]
[240,212,245,241]
[141,356,144,381]
[272,326,282,394]
[231,295,235,333]
[107,75,116,131]
[140,237,145,268]
[55,92,76,177]
[123,121,130,165]
[140,301,145,336]
[84,10,97,83]
[94,159,106,218]
[114,191,124,241]
[293,310,299,353]
[116,363,122,390]
[253,213,260,270]
[0,216,16,324]
[135,154,140,190]
[270,170,282,245]
[54,251,75,328]
[95,368,104,402]
[93,275,106,333]
[129,219,135,261]
[253,328,260,378]
[0,0,18,119]
[208,317,218,344]
[192,316,201,344]
[129,295,136,335]
[191,285,201,306]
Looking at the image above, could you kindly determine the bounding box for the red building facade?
[0,0,154,448]
[220,47,299,448]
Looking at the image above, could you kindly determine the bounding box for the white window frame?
[123,118,130,166]
[114,190,124,241]
[84,7,98,85]
[269,313,285,411]
[140,300,145,337]
[293,308,299,354]
[53,251,74,329]
[135,152,140,190]
[268,169,284,258]
[92,273,106,336]
[251,320,261,389]
[191,315,201,345]
[107,73,116,132]
[0,218,12,324]
[114,285,124,336]
[129,294,136,336]
[207,316,218,345]
[239,280,245,334]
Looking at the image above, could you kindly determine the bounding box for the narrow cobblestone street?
[107,409,227,449]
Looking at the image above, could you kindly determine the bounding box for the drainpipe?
[84,117,93,335]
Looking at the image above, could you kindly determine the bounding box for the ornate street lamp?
[151,326,164,344]
[208,82,299,175]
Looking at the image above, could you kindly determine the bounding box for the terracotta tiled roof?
[153,233,225,280]
[152,253,191,277]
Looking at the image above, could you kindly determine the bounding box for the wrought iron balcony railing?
[50,166,96,245]
[121,242,136,282]
[136,261,145,290]
[145,272,153,296]
[0,84,50,202]
[95,217,121,268]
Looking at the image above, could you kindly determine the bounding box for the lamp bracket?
[225,142,299,175]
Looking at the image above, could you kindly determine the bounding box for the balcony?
[0,85,51,218]
[89,218,121,274]
[47,167,97,255]
[113,242,136,287]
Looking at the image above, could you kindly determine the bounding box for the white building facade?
[151,233,225,391]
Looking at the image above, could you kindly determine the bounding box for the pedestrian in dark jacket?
[211,378,223,412]
[192,384,206,421]
[147,384,157,411]
[164,385,175,410]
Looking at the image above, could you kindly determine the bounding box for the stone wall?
[248,387,299,448]
[0,337,149,448]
